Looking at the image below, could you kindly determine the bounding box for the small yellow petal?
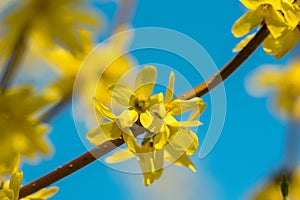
[165,71,175,102]
[165,146,197,172]
[105,149,135,163]
[171,98,205,116]
[100,122,122,140]
[140,110,154,128]
[232,10,263,37]
[154,126,170,149]
[169,128,199,155]
[116,109,138,128]
[94,97,115,120]
[233,33,256,52]
[122,128,140,153]
[108,84,133,107]
[9,171,22,200]
[134,66,157,99]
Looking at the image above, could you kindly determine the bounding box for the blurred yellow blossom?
[252,168,300,200]
[249,60,300,120]
[88,66,206,186]
[0,0,100,58]
[232,0,300,59]
[0,86,55,177]
[43,26,133,117]
[0,160,58,200]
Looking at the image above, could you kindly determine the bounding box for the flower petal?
[122,128,140,153]
[108,84,133,106]
[116,109,138,128]
[168,120,202,127]
[281,0,300,28]
[232,10,263,37]
[165,146,196,172]
[154,126,170,149]
[148,92,164,106]
[140,110,154,128]
[233,33,256,52]
[171,97,205,116]
[0,189,14,199]
[145,104,166,133]
[101,122,122,140]
[9,171,22,200]
[265,13,287,39]
[166,71,175,102]
[134,66,157,99]
[240,0,262,9]
[94,97,115,120]
[105,149,135,163]
[169,128,199,155]
[86,123,121,145]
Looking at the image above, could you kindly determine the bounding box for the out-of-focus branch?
[0,39,26,91]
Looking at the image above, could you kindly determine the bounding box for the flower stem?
[19,24,270,198]
[177,24,269,100]
[0,40,26,91]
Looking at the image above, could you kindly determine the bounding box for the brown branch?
[178,24,269,100]
[19,24,270,198]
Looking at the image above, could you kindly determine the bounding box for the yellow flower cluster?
[252,169,300,200]
[87,66,206,186]
[0,86,55,178]
[232,0,300,59]
[251,61,300,120]
[0,0,99,57]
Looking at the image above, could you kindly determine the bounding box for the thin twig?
[19,24,270,198]
[0,40,26,91]
[178,24,269,100]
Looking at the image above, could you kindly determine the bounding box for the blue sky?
[22,1,298,199]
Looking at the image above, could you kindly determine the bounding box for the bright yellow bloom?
[250,61,300,120]
[232,0,300,59]
[252,168,300,200]
[88,67,206,186]
[232,0,287,38]
[0,0,99,57]
[0,86,55,177]
[0,161,58,200]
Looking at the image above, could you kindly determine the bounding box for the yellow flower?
[250,61,300,120]
[232,0,300,58]
[0,0,100,57]
[262,27,300,59]
[0,161,58,200]
[88,67,206,186]
[0,86,55,177]
[87,99,140,152]
[252,169,300,200]
[232,0,287,39]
